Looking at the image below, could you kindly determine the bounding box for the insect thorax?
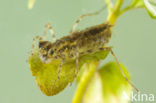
[39,22,112,63]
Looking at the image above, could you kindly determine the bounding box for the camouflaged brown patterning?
[38,22,112,63]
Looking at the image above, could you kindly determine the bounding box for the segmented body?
[30,6,138,92]
[39,22,112,63]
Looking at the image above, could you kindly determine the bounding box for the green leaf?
[73,62,132,103]
[28,49,109,96]
[29,50,75,96]
[144,0,156,18]
[99,62,131,96]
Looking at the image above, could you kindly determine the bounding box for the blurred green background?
[0,0,156,103]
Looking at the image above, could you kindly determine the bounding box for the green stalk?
[107,0,124,24]
[72,62,98,103]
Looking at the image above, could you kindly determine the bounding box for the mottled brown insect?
[31,7,138,92]
[39,23,112,63]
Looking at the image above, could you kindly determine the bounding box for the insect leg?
[43,22,56,42]
[75,52,79,77]
[69,53,79,86]
[99,47,139,92]
[54,60,64,87]
[69,6,106,33]
[32,35,43,55]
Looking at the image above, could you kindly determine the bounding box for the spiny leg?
[70,52,79,86]
[54,60,64,87]
[43,22,56,42]
[99,47,139,92]
[75,52,80,77]
[69,6,106,34]
[31,35,43,55]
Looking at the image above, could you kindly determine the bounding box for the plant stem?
[72,62,99,103]
[107,12,118,25]
[107,0,124,25]
[104,0,113,13]
[120,5,144,15]
[114,0,123,12]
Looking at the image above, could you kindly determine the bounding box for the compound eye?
[50,50,54,55]
[39,42,45,48]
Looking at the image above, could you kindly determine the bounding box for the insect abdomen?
[39,22,112,62]
[76,23,112,53]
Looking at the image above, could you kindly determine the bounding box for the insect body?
[38,23,112,64]
[31,7,138,92]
